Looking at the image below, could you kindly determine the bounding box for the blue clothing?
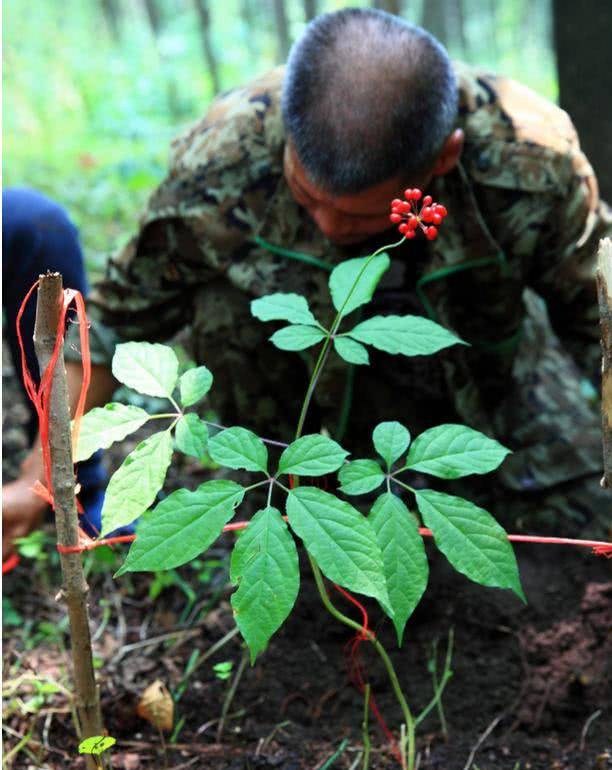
[2,188,128,537]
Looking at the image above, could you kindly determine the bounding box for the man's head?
[281,8,462,244]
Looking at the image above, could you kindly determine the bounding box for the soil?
[2,349,611,770]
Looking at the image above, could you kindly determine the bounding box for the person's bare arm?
[2,362,116,559]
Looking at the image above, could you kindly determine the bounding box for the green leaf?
[329,254,390,318]
[404,424,511,478]
[372,421,411,470]
[179,365,213,407]
[349,315,464,356]
[100,430,173,536]
[338,460,385,495]
[175,414,208,460]
[415,490,525,602]
[112,342,179,398]
[251,293,318,326]
[208,427,268,473]
[334,337,370,365]
[369,493,428,645]
[116,480,244,573]
[278,434,349,477]
[73,403,149,463]
[79,736,116,756]
[286,487,389,607]
[230,506,299,662]
[270,325,326,351]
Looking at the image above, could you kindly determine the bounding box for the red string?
[3,281,92,573]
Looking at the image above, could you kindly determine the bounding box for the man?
[2,188,117,560]
[4,9,610,554]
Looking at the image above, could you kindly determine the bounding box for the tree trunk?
[240,0,259,64]
[597,239,612,489]
[143,0,162,39]
[420,0,449,48]
[193,0,221,95]
[34,274,103,769]
[372,0,402,14]
[273,0,291,63]
[99,0,121,42]
[303,0,317,22]
[453,0,468,57]
[553,0,612,201]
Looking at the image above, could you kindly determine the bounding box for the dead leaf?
[112,752,141,769]
[136,680,174,731]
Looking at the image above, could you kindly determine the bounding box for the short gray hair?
[282,8,458,194]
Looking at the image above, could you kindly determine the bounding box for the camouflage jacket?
[68,63,612,493]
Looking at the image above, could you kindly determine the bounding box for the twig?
[579,708,602,751]
[597,238,612,488]
[462,714,504,770]
[111,628,200,664]
[216,647,249,742]
[34,273,103,767]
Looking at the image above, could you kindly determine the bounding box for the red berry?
[405,229,416,239]
[425,226,438,240]
[423,195,433,206]
[404,188,413,199]
[432,213,442,225]
[391,198,403,209]
[390,213,402,223]
[421,206,433,222]
[412,188,423,200]
[399,201,411,213]
[406,216,418,229]
[435,204,448,217]
[398,223,409,234]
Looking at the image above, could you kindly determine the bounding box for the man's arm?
[529,147,612,379]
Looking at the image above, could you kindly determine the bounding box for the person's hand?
[2,477,47,560]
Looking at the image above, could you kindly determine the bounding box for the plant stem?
[147,413,180,420]
[292,235,413,767]
[416,628,454,736]
[34,274,103,769]
[308,554,416,769]
[295,238,405,441]
[168,395,182,414]
[362,683,371,770]
[216,646,249,743]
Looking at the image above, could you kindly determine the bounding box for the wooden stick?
[596,238,612,489]
[33,273,103,767]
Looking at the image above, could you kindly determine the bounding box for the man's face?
[284,143,424,246]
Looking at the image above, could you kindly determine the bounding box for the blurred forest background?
[3,0,611,281]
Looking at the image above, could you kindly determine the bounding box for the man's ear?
[430,129,464,177]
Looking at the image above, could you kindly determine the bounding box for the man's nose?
[311,206,351,239]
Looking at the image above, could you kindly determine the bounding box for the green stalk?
[295,238,404,440]
[308,554,416,769]
[292,234,416,768]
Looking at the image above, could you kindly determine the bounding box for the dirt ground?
[3,350,611,770]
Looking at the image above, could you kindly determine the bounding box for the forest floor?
[3,351,611,770]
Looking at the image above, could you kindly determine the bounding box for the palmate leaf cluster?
[76,252,524,662]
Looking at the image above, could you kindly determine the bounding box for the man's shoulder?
[168,67,286,180]
[454,62,580,195]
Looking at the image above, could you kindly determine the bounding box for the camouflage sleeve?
[64,168,248,368]
[528,150,612,378]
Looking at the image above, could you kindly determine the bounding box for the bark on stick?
[596,238,612,488]
[33,273,103,764]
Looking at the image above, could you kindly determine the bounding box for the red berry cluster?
[389,189,448,241]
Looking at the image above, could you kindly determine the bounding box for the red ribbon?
[3,281,91,573]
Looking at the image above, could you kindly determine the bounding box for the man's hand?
[2,362,117,561]
[2,476,47,560]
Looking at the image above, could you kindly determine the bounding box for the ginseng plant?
[76,189,524,769]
